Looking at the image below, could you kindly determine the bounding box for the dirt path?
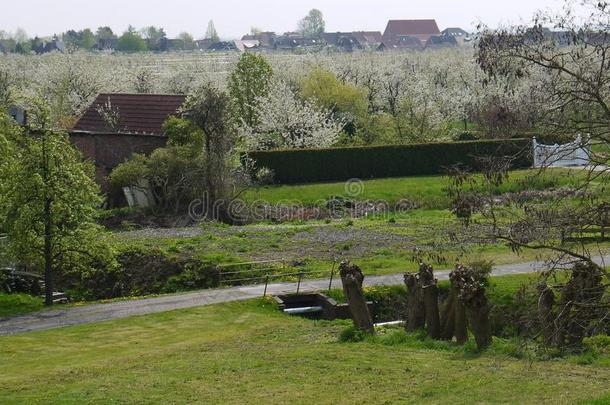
[1,255,609,336]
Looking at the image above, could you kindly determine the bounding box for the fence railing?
[217,259,338,297]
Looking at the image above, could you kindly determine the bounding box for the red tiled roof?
[383,19,440,43]
[73,93,187,136]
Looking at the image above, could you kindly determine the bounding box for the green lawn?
[1,296,608,404]
[242,168,583,209]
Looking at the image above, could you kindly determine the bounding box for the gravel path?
[1,255,608,336]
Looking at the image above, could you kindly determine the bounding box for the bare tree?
[477,0,610,157]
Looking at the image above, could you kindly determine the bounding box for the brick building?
[70,93,186,189]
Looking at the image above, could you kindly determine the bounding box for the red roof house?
[70,93,187,190]
[383,19,441,45]
[73,93,186,135]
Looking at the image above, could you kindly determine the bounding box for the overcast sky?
[1,0,566,39]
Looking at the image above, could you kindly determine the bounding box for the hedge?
[248,139,533,184]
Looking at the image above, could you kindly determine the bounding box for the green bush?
[64,246,220,300]
[248,139,532,184]
[339,325,368,342]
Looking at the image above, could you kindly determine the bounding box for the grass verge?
[0,298,608,404]
[0,294,44,318]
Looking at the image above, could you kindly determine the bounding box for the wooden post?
[296,271,303,294]
[263,274,269,297]
[339,260,374,334]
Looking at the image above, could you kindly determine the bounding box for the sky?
[1,0,566,39]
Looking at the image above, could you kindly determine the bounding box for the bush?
[255,167,275,185]
[109,146,206,214]
[248,139,532,184]
[64,245,220,300]
[339,325,368,342]
[455,131,478,141]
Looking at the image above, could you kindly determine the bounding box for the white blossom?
[243,79,344,150]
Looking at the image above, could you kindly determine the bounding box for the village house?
[94,37,118,51]
[382,19,441,47]
[206,41,240,52]
[241,32,277,49]
[441,27,471,46]
[378,35,423,51]
[425,35,459,49]
[234,39,260,52]
[323,31,383,51]
[70,93,186,189]
[31,36,66,54]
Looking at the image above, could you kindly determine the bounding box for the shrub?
[248,139,532,184]
[63,245,220,300]
[339,325,368,342]
[455,131,478,141]
[255,167,275,185]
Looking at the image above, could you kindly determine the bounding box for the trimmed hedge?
[248,139,532,184]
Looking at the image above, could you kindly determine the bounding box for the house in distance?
[70,93,185,190]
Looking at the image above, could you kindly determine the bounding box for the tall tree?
[79,28,96,50]
[140,26,167,51]
[95,26,116,41]
[95,26,117,49]
[228,53,273,127]
[205,20,220,43]
[477,0,610,145]
[117,28,148,52]
[13,28,29,44]
[0,114,18,232]
[0,109,106,306]
[182,83,237,223]
[140,26,166,41]
[298,9,325,39]
[178,32,195,50]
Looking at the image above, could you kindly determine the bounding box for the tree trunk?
[419,263,441,339]
[42,132,53,307]
[44,196,53,306]
[423,283,441,339]
[339,261,374,334]
[404,272,425,332]
[454,298,468,345]
[537,283,555,346]
[440,288,457,340]
[465,297,492,350]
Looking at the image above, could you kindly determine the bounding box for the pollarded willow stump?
[447,268,468,344]
[553,262,605,347]
[453,264,492,350]
[404,272,425,332]
[440,285,457,340]
[339,260,374,334]
[419,263,441,339]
